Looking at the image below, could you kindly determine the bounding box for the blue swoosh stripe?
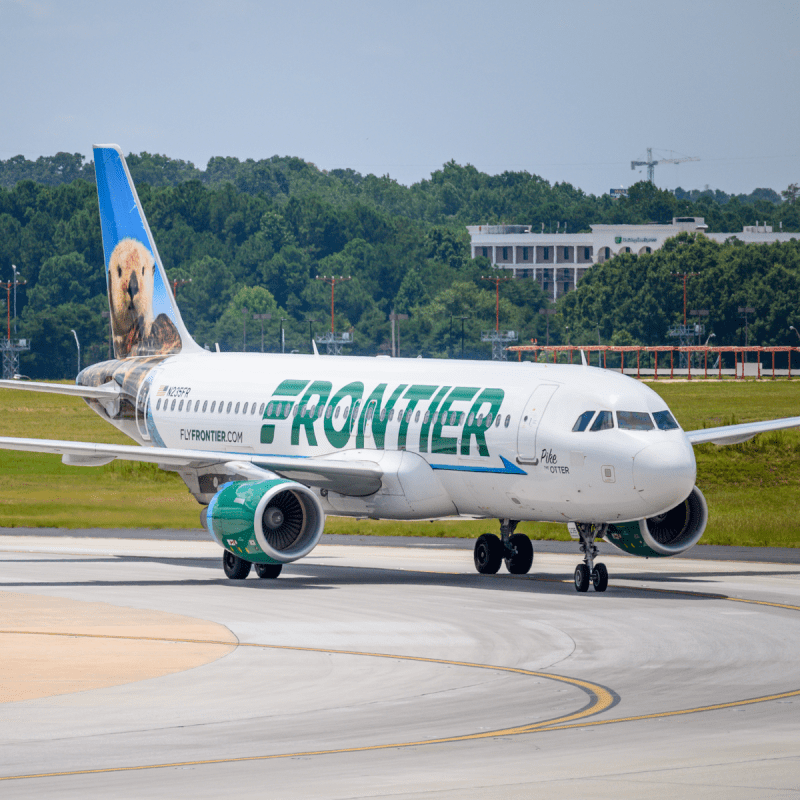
[429,455,527,476]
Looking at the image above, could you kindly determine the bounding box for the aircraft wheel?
[474,534,503,574]
[505,533,534,574]
[255,563,283,579]
[223,551,251,580]
[592,562,608,592]
[574,563,590,592]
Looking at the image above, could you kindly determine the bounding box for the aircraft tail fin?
[93,144,203,359]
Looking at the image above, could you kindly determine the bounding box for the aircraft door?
[516,383,558,464]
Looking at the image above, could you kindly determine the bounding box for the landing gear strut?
[573,523,608,593]
[473,519,533,575]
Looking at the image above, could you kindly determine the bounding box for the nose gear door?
[516,383,558,464]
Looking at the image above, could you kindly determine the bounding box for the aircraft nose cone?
[633,441,696,513]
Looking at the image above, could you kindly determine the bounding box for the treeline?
[0,150,799,379]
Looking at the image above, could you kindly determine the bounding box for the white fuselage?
[100,352,697,524]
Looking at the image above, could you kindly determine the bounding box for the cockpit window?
[617,411,654,431]
[589,410,614,431]
[572,411,595,432]
[653,410,680,431]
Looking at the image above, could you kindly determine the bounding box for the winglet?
[93,144,202,359]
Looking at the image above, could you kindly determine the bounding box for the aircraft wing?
[0,379,121,400]
[0,437,383,497]
[686,416,800,446]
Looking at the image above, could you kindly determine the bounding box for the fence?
[506,345,799,379]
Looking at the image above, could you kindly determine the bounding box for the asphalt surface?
[0,534,799,798]
[2,526,798,563]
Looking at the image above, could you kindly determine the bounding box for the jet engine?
[202,479,325,564]
[603,486,708,558]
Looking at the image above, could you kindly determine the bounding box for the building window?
[482,247,488,257]
[564,282,569,293]
[584,247,590,260]
[523,247,529,261]
[604,247,610,259]
[564,247,569,260]
[645,247,652,254]
[502,247,508,260]
[543,247,550,260]
[543,282,549,291]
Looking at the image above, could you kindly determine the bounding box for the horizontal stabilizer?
[0,379,120,400]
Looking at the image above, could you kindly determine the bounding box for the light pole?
[172,277,192,297]
[738,306,755,348]
[481,274,512,332]
[539,308,556,346]
[70,329,80,376]
[278,317,289,353]
[11,265,25,337]
[389,312,408,358]
[253,313,271,352]
[316,275,351,334]
[450,315,469,358]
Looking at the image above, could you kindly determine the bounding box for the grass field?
[0,380,798,547]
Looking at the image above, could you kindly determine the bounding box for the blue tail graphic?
[94,144,201,359]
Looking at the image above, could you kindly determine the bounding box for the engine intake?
[202,479,325,564]
[604,486,708,558]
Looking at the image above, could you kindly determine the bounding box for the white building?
[467,218,799,302]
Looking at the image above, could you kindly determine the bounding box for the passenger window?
[415,410,420,423]
[267,403,274,416]
[220,402,225,414]
[202,400,208,413]
[210,401,216,413]
[590,411,614,431]
[406,408,412,423]
[156,398,161,411]
[178,400,184,412]
[242,402,248,415]
[171,399,176,411]
[389,408,394,421]
[485,414,493,428]
[259,403,266,415]
[653,410,680,431]
[572,411,595,432]
[495,415,500,427]
[318,405,324,418]
[326,406,333,419]
[368,406,375,421]
[467,412,474,426]
[335,406,341,419]
[617,411,654,430]
[504,415,510,428]
[292,404,299,416]
[234,402,240,414]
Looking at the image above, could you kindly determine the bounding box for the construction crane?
[631,148,700,184]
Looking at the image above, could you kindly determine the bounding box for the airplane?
[0,143,798,592]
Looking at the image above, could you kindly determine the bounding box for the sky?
[1,0,798,197]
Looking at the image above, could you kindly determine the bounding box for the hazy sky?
[1,0,798,197]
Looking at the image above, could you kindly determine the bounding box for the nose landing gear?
[573,522,609,593]
[473,519,534,575]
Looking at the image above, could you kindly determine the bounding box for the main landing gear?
[222,551,283,580]
[572,523,608,593]
[474,519,534,575]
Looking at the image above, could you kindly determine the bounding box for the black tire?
[592,562,608,592]
[255,563,283,579]
[505,533,534,575]
[574,563,590,592]
[223,551,251,580]
[474,533,503,574]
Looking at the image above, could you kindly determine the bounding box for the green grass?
[0,381,798,547]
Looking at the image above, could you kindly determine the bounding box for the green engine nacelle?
[604,486,708,558]
[203,479,325,564]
